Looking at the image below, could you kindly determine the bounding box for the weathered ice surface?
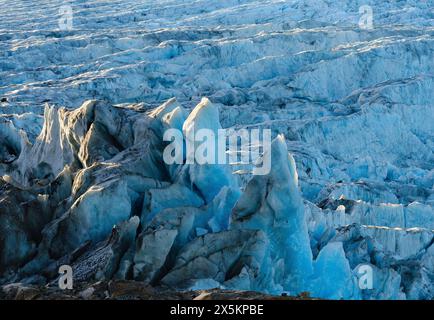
[0,0,433,300]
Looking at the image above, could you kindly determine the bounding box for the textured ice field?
[0,0,433,299]
[1,0,433,204]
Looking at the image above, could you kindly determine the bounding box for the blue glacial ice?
[0,0,433,300]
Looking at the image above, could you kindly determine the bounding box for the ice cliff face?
[0,97,432,300]
[0,0,433,299]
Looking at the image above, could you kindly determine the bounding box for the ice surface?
[0,0,433,299]
[231,135,313,294]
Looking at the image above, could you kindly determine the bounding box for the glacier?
[0,0,433,300]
